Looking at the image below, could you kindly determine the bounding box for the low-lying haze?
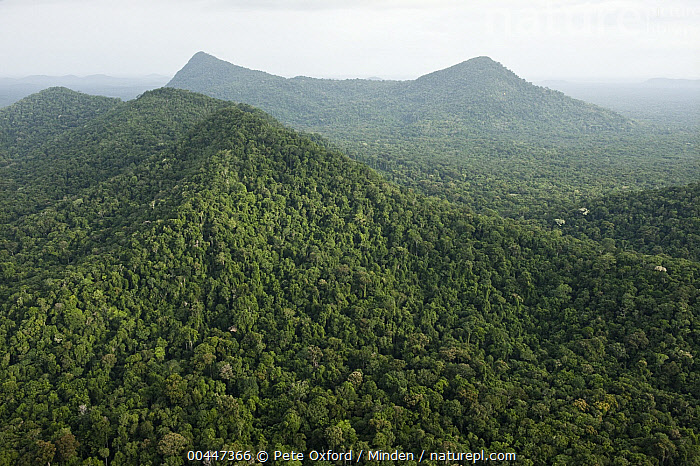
[0,0,698,81]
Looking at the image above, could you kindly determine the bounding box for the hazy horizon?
[0,0,697,82]
[1,53,698,85]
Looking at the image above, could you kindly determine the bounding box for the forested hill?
[167,52,398,134]
[164,51,288,98]
[0,87,120,157]
[0,87,234,223]
[167,52,633,139]
[165,53,697,226]
[394,56,633,135]
[1,88,698,464]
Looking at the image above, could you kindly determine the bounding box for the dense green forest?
[0,87,121,158]
[167,53,699,223]
[552,183,699,262]
[167,52,634,140]
[0,87,232,224]
[0,88,698,465]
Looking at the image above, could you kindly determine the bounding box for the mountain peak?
[416,56,517,83]
[188,51,223,64]
[167,52,633,139]
[464,55,502,65]
[180,51,248,73]
[168,52,279,96]
[192,50,213,58]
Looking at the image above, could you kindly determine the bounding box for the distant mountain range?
[167,52,634,140]
[164,52,697,223]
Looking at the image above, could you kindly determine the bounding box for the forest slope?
[552,183,700,261]
[168,52,634,141]
[0,87,120,158]
[167,52,699,222]
[0,87,233,223]
[0,88,698,465]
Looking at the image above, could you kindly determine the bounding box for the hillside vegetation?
[167,53,699,222]
[0,87,120,158]
[0,88,698,465]
[553,183,700,261]
[168,52,633,139]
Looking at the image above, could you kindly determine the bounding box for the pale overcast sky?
[0,0,697,81]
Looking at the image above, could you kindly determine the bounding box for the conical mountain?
[400,56,632,133]
[168,51,287,97]
[408,55,520,89]
[1,87,697,464]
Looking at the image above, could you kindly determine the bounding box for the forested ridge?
[0,88,698,465]
[167,52,634,139]
[0,87,233,224]
[167,53,699,224]
[0,87,120,158]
